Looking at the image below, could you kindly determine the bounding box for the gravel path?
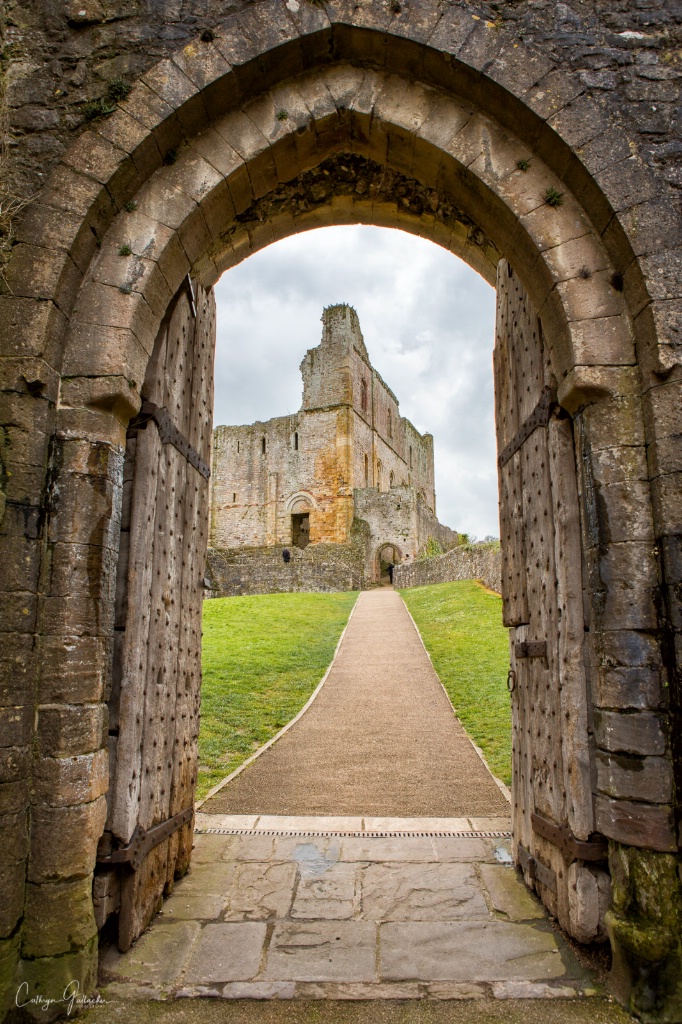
[203,588,510,817]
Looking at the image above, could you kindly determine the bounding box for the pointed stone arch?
[1,4,680,1017]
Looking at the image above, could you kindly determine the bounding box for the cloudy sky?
[213,225,499,540]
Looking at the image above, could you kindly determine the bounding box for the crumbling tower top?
[321,303,369,362]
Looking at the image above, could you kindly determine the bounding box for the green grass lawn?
[400,580,512,786]
[198,591,358,800]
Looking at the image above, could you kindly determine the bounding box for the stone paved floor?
[100,814,598,1002]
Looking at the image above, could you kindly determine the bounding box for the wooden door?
[494,260,609,943]
[97,277,215,950]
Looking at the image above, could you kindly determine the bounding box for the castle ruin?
[207,304,459,594]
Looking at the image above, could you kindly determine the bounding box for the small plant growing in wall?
[418,538,443,561]
[124,200,138,213]
[107,78,132,102]
[276,110,288,122]
[118,243,133,256]
[201,28,216,42]
[516,159,531,172]
[544,186,564,208]
[81,78,132,121]
[163,148,178,166]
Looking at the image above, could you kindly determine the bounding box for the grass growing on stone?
[198,591,358,800]
[400,580,512,786]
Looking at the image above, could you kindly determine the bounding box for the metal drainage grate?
[194,828,512,839]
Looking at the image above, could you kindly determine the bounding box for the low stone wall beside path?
[393,544,502,595]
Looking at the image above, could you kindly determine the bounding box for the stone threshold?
[106,979,597,1003]
[194,813,512,838]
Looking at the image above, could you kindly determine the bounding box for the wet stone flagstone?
[99,814,597,1001]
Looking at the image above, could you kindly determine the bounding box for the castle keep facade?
[207,305,459,593]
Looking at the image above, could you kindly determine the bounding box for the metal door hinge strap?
[532,812,608,864]
[97,807,194,871]
[498,386,557,468]
[129,400,210,480]
[517,843,557,892]
[515,640,547,659]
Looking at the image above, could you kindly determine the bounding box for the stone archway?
[377,543,402,585]
[287,492,316,549]
[1,4,680,1018]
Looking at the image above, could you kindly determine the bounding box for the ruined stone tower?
[207,305,459,593]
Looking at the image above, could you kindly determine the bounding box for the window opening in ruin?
[409,446,412,468]
[237,440,240,453]
[388,410,392,438]
[361,378,368,413]
[294,432,299,451]
[364,453,369,486]
[376,459,382,491]
[291,512,310,549]
[233,493,237,503]
[389,471,394,488]
[261,437,266,454]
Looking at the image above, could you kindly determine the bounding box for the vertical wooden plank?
[548,413,594,840]
[109,395,165,840]
[167,283,216,885]
[494,261,529,627]
[120,291,195,947]
[495,260,602,942]
[495,260,532,876]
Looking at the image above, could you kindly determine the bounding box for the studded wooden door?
[97,277,215,951]
[494,260,609,943]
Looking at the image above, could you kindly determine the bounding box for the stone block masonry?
[394,544,502,595]
[206,519,370,597]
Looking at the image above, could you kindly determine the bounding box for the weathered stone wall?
[206,519,369,596]
[353,486,460,578]
[301,304,436,508]
[4,0,682,216]
[210,409,354,548]
[416,499,462,557]
[394,543,502,594]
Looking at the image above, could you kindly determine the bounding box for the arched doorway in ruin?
[2,7,680,1019]
[286,492,316,549]
[378,543,402,586]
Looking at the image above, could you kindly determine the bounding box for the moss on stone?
[607,842,682,1021]
[607,843,680,962]
[0,933,21,1019]
[14,934,98,1023]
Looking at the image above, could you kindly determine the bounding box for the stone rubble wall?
[393,544,502,595]
[206,542,366,596]
[206,518,372,596]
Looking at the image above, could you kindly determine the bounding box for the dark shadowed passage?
[203,589,509,817]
